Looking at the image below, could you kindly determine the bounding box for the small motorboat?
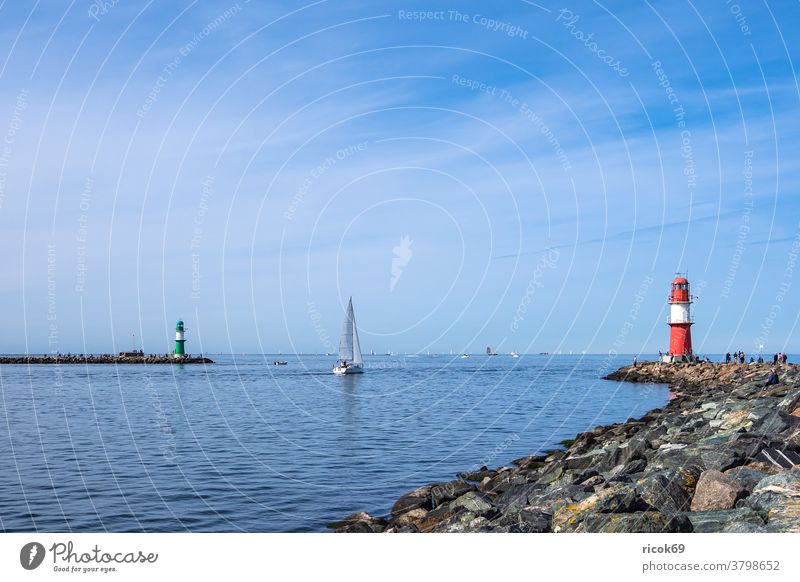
[273,360,288,365]
[460,354,470,359]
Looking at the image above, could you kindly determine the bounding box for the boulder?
[580,475,605,488]
[742,470,800,532]
[606,458,648,478]
[723,467,770,494]
[393,508,428,527]
[563,448,608,470]
[690,470,745,512]
[636,465,701,516]
[428,510,491,533]
[606,438,650,467]
[391,485,433,516]
[682,507,764,533]
[449,491,494,514]
[749,410,800,437]
[722,521,766,533]
[494,483,542,512]
[754,447,800,469]
[330,512,388,533]
[535,463,565,486]
[578,511,693,533]
[511,454,548,469]
[430,480,475,506]
[552,484,642,532]
[480,470,528,495]
[489,508,551,533]
[457,467,495,482]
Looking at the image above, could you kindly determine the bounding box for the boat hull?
[333,364,364,375]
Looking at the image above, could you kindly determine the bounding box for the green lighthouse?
[174,320,186,357]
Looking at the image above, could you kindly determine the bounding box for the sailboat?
[333,297,364,375]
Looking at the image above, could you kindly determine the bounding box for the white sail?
[339,299,354,362]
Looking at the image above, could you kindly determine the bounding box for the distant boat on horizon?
[486,346,497,356]
[332,297,364,375]
[460,354,470,359]
[511,351,520,358]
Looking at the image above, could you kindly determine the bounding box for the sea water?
[0,354,669,532]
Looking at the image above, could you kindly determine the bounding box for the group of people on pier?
[724,351,789,364]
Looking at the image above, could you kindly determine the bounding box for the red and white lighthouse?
[664,276,695,362]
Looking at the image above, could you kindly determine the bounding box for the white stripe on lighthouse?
[669,303,690,324]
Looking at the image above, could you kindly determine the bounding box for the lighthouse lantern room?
[662,276,698,363]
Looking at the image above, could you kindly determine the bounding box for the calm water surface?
[0,354,669,532]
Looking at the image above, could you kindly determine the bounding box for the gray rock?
[742,470,800,532]
[616,458,648,476]
[749,410,800,436]
[552,484,643,532]
[479,470,527,495]
[330,512,388,533]
[755,447,800,469]
[607,438,650,467]
[430,480,475,507]
[536,463,564,485]
[722,521,766,533]
[580,475,605,488]
[449,491,494,514]
[511,455,547,469]
[636,465,701,516]
[494,483,542,512]
[563,448,607,470]
[682,508,764,532]
[457,467,495,482]
[724,467,770,493]
[578,511,693,533]
[751,470,800,496]
[490,508,551,533]
[428,510,490,533]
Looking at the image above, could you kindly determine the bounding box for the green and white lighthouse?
[174,320,186,357]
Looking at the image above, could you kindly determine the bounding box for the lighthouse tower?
[174,320,186,358]
[664,277,695,363]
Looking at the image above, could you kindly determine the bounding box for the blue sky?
[0,0,798,355]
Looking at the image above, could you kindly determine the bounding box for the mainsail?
[339,297,363,366]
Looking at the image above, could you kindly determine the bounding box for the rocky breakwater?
[0,354,213,364]
[332,361,800,533]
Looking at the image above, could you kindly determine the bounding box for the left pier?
[0,354,213,364]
